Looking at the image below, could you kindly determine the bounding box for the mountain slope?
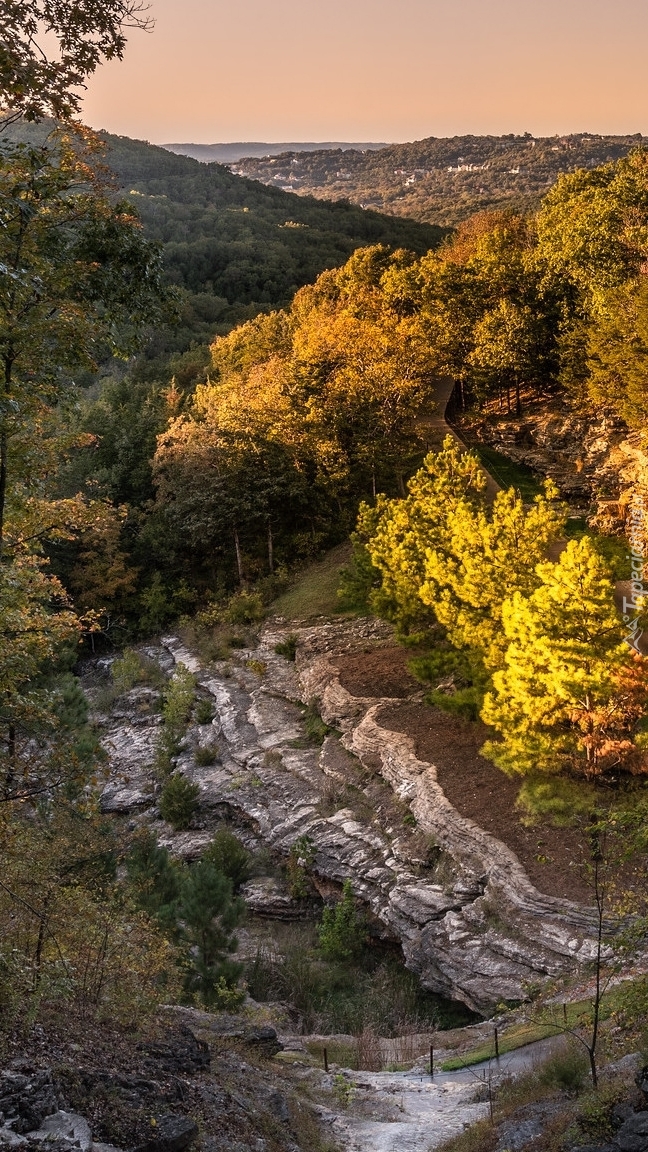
[100,133,446,338]
[230,132,646,226]
[162,140,389,163]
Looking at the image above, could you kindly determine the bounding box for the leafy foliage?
[0,1,151,121]
[202,829,251,892]
[159,773,200,830]
[482,538,648,780]
[126,830,246,1007]
[318,880,368,961]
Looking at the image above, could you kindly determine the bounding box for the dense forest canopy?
[229,132,646,227]
[52,146,648,635]
[5,120,445,350]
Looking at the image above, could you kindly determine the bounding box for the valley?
[3,20,648,1149]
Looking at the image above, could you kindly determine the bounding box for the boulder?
[617,1112,648,1152]
[241,1028,283,1057]
[37,1112,92,1152]
[132,1116,197,1152]
[0,1070,59,1134]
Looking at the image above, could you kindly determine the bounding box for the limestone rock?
[132,1116,197,1152]
[618,1112,648,1152]
[89,617,608,1014]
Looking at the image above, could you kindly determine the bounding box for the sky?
[83,0,648,144]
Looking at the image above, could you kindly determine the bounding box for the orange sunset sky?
[83,0,648,143]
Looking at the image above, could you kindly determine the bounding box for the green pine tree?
[482,537,648,780]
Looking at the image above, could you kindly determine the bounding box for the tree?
[482,537,648,779]
[364,436,487,634]
[535,149,648,305]
[0,135,167,551]
[422,481,566,670]
[0,0,152,122]
[318,879,367,962]
[469,299,539,414]
[586,278,648,430]
[0,135,167,797]
[178,859,244,1007]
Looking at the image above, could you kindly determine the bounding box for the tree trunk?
[0,427,7,557]
[515,375,521,416]
[233,525,244,586]
[0,352,16,557]
[267,521,274,574]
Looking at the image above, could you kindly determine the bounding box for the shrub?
[194,699,214,724]
[225,591,264,625]
[287,835,316,899]
[156,663,197,776]
[538,1044,589,1096]
[194,744,219,766]
[159,773,200,830]
[275,634,298,661]
[202,829,251,891]
[178,859,245,1007]
[111,648,147,694]
[304,700,330,745]
[429,685,481,722]
[318,879,367,961]
[163,663,196,733]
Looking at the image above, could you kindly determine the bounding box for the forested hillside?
[102,133,446,342]
[5,120,445,349]
[230,132,645,225]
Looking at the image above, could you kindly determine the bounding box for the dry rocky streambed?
[79,616,610,1151]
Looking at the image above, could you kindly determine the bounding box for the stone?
[241,1028,283,1057]
[613,1103,637,1129]
[617,1111,648,1152]
[36,1112,92,1152]
[240,877,306,920]
[637,1064,648,1097]
[0,1070,59,1134]
[137,1028,210,1075]
[495,1100,565,1150]
[87,613,609,1015]
[132,1116,197,1152]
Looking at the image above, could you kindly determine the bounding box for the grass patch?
[271,542,352,620]
[440,990,625,1071]
[306,1040,359,1070]
[473,446,544,500]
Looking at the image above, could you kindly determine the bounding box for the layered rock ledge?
[92,617,602,1014]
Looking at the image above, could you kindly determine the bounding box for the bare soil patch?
[362,693,591,904]
[334,642,592,902]
[335,646,420,698]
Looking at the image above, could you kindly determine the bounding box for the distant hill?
[229,132,647,226]
[1,122,446,347]
[99,133,445,345]
[163,141,389,163]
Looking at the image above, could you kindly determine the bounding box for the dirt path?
[328,1035,564,1152]
[424,377,501,502]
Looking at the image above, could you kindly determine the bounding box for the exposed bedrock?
[94,618,601,1015]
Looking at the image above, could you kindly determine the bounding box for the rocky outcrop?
[86,616,611,1016]
[460,396,648,529]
